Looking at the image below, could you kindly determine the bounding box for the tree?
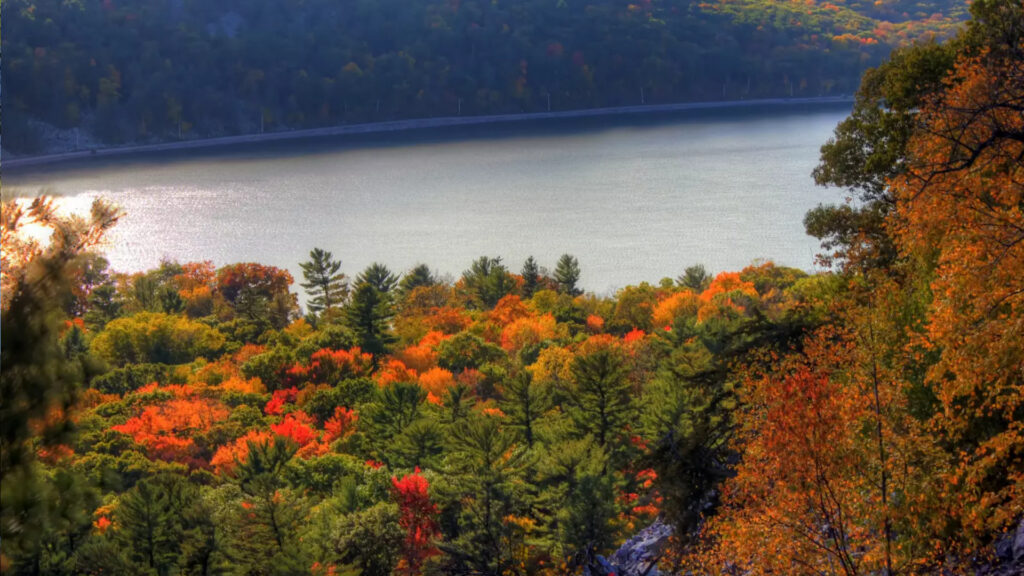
[676,264,712,292]
[1,195,119,558]
[808,41,955,270]
[891,17,1024,548]
[399,264,436,296]
[566,345,632,449]
[391,470,441,575]
[345,280,396,357]
[554,254,582,296]
[300,248,348,320]
[520,256,541,298]
[357,262,399,294]
[116,476,190,575]
[461,256,515,310]
[499,371,551,447]
[442,415,532,575]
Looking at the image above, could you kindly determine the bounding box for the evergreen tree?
[676,264,712,292]
[399,264,436,295]
[345,280,396,357]
[299,248,348,319]
[442,416,532,575]
[461,256,515,309]
[520,256,541,299]
[117,476,189,575]
[500,371,551,447]
[566,347,632,448]
[364,381,427,446]
[84,282,123,330]
[554,254,582,296]
[357,262,399,294]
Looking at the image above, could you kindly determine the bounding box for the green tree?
[442,416,531,575]
[299,248,348,320]
[499,371,551,447]
[461,256,515,310]
[116,476,190,575]
[677,264,712,292]
[398,264,436,296]
[566,346,632,449]
[345,281,396,357]
[356,263,399,294]
[554,254,582,296]
[520,256,541,298]
[809,40,955,270]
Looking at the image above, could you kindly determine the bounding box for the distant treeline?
[2,0,964,152]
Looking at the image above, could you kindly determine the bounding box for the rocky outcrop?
[580,520,674,576]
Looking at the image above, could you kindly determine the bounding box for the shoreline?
[2,96,852,170]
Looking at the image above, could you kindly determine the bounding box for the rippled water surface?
[8,104,849,294]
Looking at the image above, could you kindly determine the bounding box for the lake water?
[7,103,850,295]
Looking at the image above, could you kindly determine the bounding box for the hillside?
[2,0,965,153]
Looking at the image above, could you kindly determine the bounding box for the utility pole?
[640,87,645,105]
[458,97,462,115]
[546,92,551,112]
[260,109,264,134]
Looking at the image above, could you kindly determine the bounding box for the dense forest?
[2,0,1023,575]
[2,0,966,153]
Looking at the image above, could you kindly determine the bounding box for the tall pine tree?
[300,248,348,320]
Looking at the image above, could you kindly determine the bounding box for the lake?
[6,103,850,296]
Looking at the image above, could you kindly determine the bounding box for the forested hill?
[2,0,965,153]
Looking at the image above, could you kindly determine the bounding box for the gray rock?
[1013,518,1024,563]
[608,519,674,576]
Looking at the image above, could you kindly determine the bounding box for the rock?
[1013,518,1024,563]
[608,519,674,576]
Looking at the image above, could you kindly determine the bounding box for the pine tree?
[117,476,189,574]
[461,256,515,309]
[444,415,532,574]
[345,279,396,357]
[554,254,582,296]
[357,262,399,294]
[520,256,541,298]
[399,264,436,295]
[566,347,632,448]
[676,264,712,292]
[500,371,551,447]
[299,248,348,318]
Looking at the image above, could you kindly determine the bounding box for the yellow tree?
[893,42,1024,545]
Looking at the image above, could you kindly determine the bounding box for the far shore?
[3,96,852,170]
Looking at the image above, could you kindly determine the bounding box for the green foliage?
[461,256,515,310]
[116,475,191,573]
[344,281,396,357]
[566,346,633,449]
[520,256,542,299]
[677,264,712,292]
[2,0,963,152]
[90,312,226,367]
[300,248,348,320]
[500,371,552,447]
[363,382,427,447]
[554,254,583,297]
[441,415,532,574]
[810,40,956,269]
[91,363,171,395]
[436,332,505,372]
[398,264,437,296]
[332,502,403,576]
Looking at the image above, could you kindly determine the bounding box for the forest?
[2,0,1023,574]
[2,0,966,153]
